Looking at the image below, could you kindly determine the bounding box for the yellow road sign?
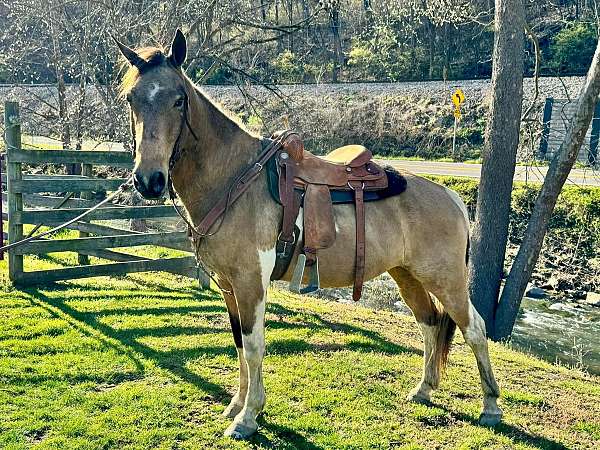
[452,88,465,107]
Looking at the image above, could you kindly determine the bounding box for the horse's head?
[115,30,189,199]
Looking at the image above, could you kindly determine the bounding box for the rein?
[167,129,292,241]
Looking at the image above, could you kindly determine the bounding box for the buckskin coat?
[115,30,503,439]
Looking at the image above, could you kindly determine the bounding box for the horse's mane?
[119,47,167,98]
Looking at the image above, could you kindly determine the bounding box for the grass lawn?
[0,251,599,449]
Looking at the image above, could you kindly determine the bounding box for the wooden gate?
[2,101,208,286]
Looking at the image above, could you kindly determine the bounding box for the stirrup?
[289,254,320,294]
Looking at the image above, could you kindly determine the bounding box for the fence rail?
[2,101,209,286]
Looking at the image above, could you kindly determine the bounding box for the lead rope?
[0,178,134,253]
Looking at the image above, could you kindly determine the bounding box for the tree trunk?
[494,37,600,340]
[427,20,435,80]
[468,0,525,335]
[260,0,267,21]
[443,23,451,82]
[363,0,373,27]
[330,7,344,82]
[288,0,294,51]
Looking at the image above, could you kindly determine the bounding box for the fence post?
[0,154,4,260]
[538,97,553,159]
[78,162,93,265]
[5,102,24,282]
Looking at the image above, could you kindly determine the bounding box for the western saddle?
[270,132,389,301]
[188,130,401,302]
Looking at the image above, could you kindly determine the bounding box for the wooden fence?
[2,101,209,286]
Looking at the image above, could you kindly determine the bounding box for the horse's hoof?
[407,389,431,405]
[479,412,502,427]
[222,402,243,419]
[224,421,258,440]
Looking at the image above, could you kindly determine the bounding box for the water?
[511,297,600,374]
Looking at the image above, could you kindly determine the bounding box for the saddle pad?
[266,156,407,206]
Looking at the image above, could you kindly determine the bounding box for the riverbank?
[425,175,600,298]
[1,264,598,448]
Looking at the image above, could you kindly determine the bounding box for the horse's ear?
[168,29,187,68]
[111,35,147,70]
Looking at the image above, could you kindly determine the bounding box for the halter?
[129,92,198,163]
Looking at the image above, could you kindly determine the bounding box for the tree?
[495,34,600,340]
[468,0,525,334]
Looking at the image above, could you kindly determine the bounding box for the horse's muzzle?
[133,170,166,199]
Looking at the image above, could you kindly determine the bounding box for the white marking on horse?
[295,207,304,234]
[227,246,275,435]
[445,187,469,227]
[258,247,276,290]
[148,82,163,102]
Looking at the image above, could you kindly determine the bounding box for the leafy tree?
[551,22,597,75]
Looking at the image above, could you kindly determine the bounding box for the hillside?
[0,259,598,449]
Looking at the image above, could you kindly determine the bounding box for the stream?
[510,297,600,374]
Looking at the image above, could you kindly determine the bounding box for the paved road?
[382,159,600,186]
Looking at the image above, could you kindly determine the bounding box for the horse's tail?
[436,309,457,372]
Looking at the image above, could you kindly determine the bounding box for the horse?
[114,30,502,439]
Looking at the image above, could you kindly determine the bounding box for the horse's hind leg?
[389,267,456,404]
[427,279,502,426]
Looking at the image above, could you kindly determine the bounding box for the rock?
[525,285,547,299]
[548,276,573,291]
[584,292,600,307]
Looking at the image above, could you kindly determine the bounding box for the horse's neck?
[170,89,261,223]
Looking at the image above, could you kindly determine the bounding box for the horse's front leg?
[224,250,274,439]
[220,280,248,419]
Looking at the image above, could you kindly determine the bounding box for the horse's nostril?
[149,171,166,196]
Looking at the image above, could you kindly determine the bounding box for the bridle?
[129,85,291,290]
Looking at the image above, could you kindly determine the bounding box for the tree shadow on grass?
[429,401,569,450]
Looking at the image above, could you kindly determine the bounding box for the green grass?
[0,251,599,449]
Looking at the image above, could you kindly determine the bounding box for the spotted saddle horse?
[267,132,406,300]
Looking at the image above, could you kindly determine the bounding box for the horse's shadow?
[22,284,414,401]
[423,400,570,450]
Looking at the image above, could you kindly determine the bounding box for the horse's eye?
[174,98,184,108]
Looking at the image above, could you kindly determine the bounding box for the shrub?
[551,22,597,75]
[347,25,425,81]
[272,50,303,83]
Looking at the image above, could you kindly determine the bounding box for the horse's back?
[284,168,469,288]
